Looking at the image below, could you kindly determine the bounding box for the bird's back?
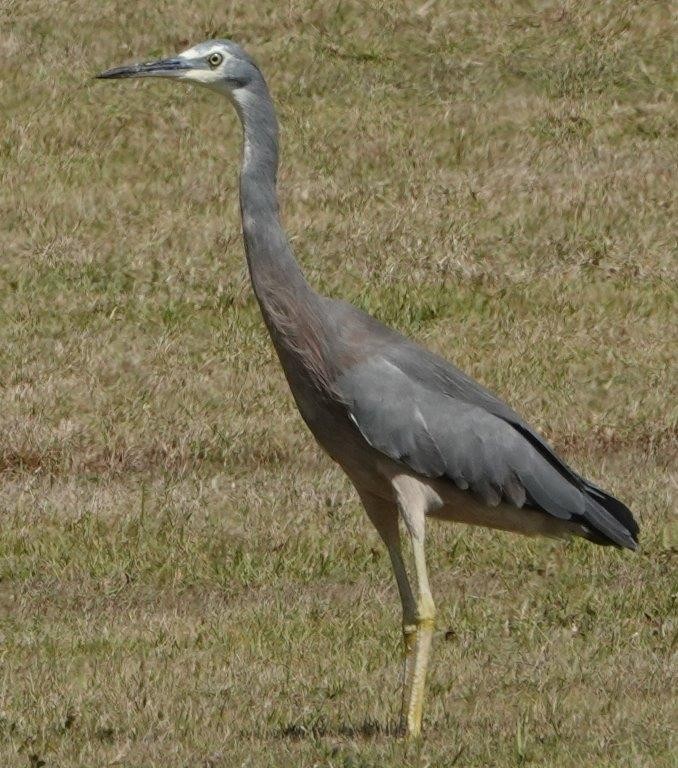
[295,295,640,550]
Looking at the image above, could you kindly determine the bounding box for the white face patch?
[178,44,233,63]
[179,68,222,85]
[177,45,235,87]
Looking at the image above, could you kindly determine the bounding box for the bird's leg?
[358,492,418,733]
[402,533,435,739]
[381,533,418,729]
[391,475,437,739]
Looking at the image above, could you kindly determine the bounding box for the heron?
[98,39,639,738]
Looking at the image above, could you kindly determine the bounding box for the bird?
[98,39,639,738]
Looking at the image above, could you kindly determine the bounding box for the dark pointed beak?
[96,57,191,79]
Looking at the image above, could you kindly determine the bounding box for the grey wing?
[335,355,637,550]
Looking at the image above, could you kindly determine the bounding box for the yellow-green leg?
[401,535,436,738]
[359,486,436,739]
[382,538,418,734]
[378,501,436,738]
[358,492,420,734]
[400,622,417,731]
[389,473,438,739]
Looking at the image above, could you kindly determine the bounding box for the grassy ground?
[1,1,676,765]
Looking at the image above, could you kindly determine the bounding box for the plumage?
[99,38,640,739]
[330,317,638,550]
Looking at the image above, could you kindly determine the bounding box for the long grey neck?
[232,75,316,324]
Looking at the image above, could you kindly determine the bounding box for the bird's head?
[97,39,261,96]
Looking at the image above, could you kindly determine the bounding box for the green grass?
[1,1,676,765]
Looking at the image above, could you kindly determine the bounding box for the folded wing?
[335,352,638,550]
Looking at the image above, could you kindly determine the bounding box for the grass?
[1,0,676,765]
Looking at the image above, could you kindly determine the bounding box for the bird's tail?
[579,480,639,551]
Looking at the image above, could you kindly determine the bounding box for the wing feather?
[336,353,636,548]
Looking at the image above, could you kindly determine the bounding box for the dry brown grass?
[1,1,676,766]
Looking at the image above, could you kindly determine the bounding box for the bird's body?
[99,39,639,738]
[265,289,636,545]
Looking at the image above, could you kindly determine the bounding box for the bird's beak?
[96,57,192,80]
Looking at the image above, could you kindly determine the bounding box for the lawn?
[1,1,675,766]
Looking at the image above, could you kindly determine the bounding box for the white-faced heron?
[98,39,639,738]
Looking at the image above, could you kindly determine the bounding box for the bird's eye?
[208,52,223,68]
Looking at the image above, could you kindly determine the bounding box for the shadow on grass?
[277,715,401,741]
[275,717,466,764]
